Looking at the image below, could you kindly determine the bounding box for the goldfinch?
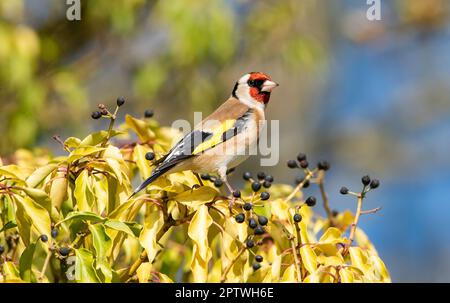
[131,72,278,196]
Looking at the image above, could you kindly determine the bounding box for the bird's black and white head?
[232,72,279,109]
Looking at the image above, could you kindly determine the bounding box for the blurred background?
[1,0,449,282]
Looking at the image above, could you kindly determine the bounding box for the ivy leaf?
[133,144,152,180]
[74,170,95,211]
[26,163,58,187]
[174,187,218,207]
[64,137,81,148]
[339,268,354,283]
[0,221,17,233]
[88,224,112,260]
[188,205,213,282]
[281,264,297,282]
[67,147,105,163]
[21,187,52,214]
[79,130,123,147]
[14,195,51,239]
[57,211,105,225]
[139,208,165,264]
[75,249,101,283]
[19,243,36,282]
[125,114,155,142]
[49,168,68,209]
[105,219,140,238]
[300,245,317,274]
[2,262,23,282]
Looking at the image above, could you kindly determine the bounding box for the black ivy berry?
[254,226,265,235]
[318,161,330,171]
[232,190,241,198]
[248,218,258,229]
[263,181,272,188]
[297,153,307,162]
[303,180,310,188]
[243,172,252,181]
[293,213,302,223]
[244,202,253,211]
[255,255,263,263]
[116,96,125,107]
[145,152,155,161]
[144,109,154,118]
[332,210,339,217]
[370,179,380,189]
[257,172,266,180]
[200,173,211,181]
[40,234,48,242]
[340,187,349,195]
[0,245,4,254]
[51,228,58,239]
[59,247,71,257]
[246,239,255,248]
[252,262,261,271]
[260,191,270,201]
[214,179,223,188]
[299,160,309,169]
[287,160,298,169]
[305,196,316,207]
[251,181,261,192]
[265,175,274,183]
[235,213,245,223]
[91,111,102,119]
[362,175,371,186]
[258,216,268,226]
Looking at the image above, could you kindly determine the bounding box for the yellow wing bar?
[192,119,236,155]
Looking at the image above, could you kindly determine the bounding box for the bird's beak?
[261,80,279,92]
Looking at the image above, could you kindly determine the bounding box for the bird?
[130,72,278,197]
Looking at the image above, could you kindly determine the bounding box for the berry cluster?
[199,173,226,188]
[91,97,126,120]
[340,175,380,196]
[228,171,275,271]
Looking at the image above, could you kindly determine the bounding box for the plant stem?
[294,223,305,279]
[39,248,52,281]
[126,221,172,281]
[220,245,246,283]
[343,194,364,255]
[317,170,335,227]
[290,237,302,282]
[285,169,316,202]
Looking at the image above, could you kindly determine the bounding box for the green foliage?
[0,104,390,283]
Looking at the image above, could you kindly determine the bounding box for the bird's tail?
[129,165,173,198]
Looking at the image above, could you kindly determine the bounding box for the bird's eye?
[248,79,264,87]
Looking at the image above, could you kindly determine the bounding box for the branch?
[285,169,317,202]
[220,245,246,283]
[361,207,382,215]
[343,195,364,255]
[316,170,336,227]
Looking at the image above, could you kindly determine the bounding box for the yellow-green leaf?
[26,164,58,187]
[139,208,164,264]
[188,205,213,282]
[75,249,100,283]
[125,114,155,142]
[74,170,95,211]
[14,195,51,239]
[175,186,218,207]
[300,245,317,274]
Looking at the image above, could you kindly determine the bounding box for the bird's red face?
[232,72,279,107]
[247,72,278,105]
